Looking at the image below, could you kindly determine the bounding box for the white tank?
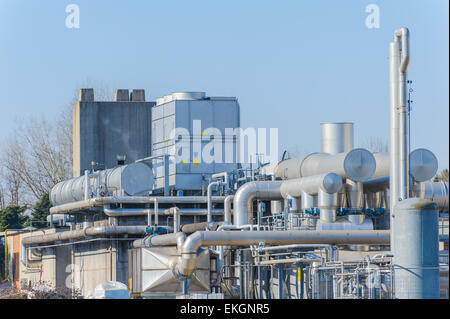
[50,162,154,206]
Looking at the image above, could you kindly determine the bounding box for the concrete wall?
[73,88,155,177]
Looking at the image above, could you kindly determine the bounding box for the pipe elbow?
[176,231,204,277]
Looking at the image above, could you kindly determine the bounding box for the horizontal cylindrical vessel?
[280,173,343,198]
[274,149,376,182]
[321,122,354,155]
[50,162,154,206]
[372,149,438,181]
[414,181,449,211]
[393,198,439,299]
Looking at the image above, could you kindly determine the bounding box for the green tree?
[0,205,28,232]
[434,169,449,182]
[24,193,51,229]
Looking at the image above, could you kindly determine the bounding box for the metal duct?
[318,189,339,222]
[279,173,343,199]
[274,149,376,182]
[176,230,390,276]
[233,181,283,226]
[320,122,354,155]
[373,150,438,181]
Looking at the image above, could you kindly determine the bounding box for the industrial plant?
[2,27,448,299]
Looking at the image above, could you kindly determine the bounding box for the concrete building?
[72,88,155,177]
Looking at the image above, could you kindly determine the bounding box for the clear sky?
[0,0,448,170]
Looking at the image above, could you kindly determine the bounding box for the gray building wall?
[73,88,155,177]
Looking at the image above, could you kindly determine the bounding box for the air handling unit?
[151,92,240,194]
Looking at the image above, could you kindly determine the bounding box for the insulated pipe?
[389,40,400,219]
[21,226,147,245]
[318,189,339,223]
[280,173,343,198]
[207,181,222,224]
[224,195,234,225]
[371,150,438,182]
[274,149,376,182]
[176,230,390,277]
[102,206,224,217]
[394,27,410,201]
[169,207,181,232]
[49,196,226,214]
[233,181,283,226]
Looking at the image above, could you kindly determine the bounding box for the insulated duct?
[274,149,376,182]
[233,181,283,226]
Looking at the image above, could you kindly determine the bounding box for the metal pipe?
[102,206,224,217]
[274,149,376,182]
[50,195,226,214]
[279,173,343,199]
[176,230,390,277]
[207,181,222,224]
[233,181,283,226]
[169,207,181,232]
[394,27,410,201]
[224,195,234,225]
[21,226,147,245]
[318,189,338,223]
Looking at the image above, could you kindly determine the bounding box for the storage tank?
[50,162,154,206]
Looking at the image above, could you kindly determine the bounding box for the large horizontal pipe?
[362,178,449,211]
[233,181,283,226]
[274,149,376,182]
[372,150,438,181]
[22,226,147,245]
[102,206,225,217]
[280,173,343,198]
[49,196,226,214]
[177,230,390,276]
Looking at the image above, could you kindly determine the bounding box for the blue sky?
[0,0,448,170]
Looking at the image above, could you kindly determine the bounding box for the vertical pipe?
[154,199,159,225]
[318,189,338,223]
[396,28,410,201]
[389,40,400,249]
[84,170,90,200]
[207,181,220,224]
[164,154,170,196]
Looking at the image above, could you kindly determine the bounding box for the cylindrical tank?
[320,122,354,155]
[393,198,439,299]
[50,162,154,206]
[274,149,376,182]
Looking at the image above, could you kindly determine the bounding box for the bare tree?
[0,80,113,206]
[1,110,73,203]
[358,136,389,153]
